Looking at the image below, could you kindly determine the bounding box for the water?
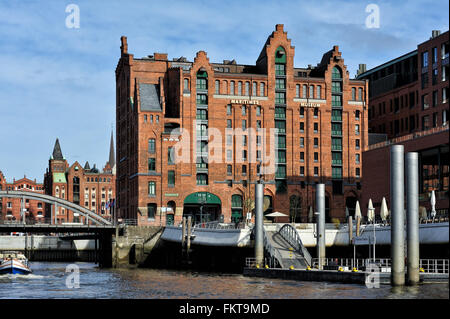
[0,262,448,299]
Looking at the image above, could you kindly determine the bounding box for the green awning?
[184,192,221,205]
[53,172,67,184]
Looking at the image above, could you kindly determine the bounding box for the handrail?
[262,227,283,268]
[278,224,312,266]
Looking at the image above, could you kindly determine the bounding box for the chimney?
[431,30,441,38]
[120,36,128,55]
[357,64,367,76]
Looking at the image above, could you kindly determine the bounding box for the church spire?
[52,138,64,160]
[109,130,115,169]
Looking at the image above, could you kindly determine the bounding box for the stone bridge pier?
[113,226,164,268]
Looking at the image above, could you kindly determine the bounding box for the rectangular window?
[148,158,156,171]
[332,167,342,179]
[355,139,360,150]
[168,170,175,187]
[196,78,207,90]
[148,182,156,196]
[314,152,319,162]
[314,137,319,148]
[242,106,246,116]
[332,137,342,151]
[196,109,207,120]
[242,135,247,146]
[300,166,305,176]
[148,138,156,153]
[356,168,360,178]
[275,64,285,76]
[277,135,286,149]
[300,152,305,162]
[275,107,286,119]
[227,134,232,146]
[277,150,286,163]
[259,83,265,96]
[300,122,304,133]
[300,137,304,148]
[196,94,207,105]
[147,204,156,219]
[242,150,247,161]
[355,124,360,135]
[432,47,438,63]
[227,104,232,115]
[332,82,342,93]
[242,120,247,130]
[332,95,342,107]
[275,92,286,104]
[227,150,232,162]
[300,107,305,118]
[331,109,342,121]
[422,94,429,110]
[196,174,208,185]
[332,152,342,165]
[256,106,261,116]
[275,120,286,133]
[433,90,438,107]
[227,119,232,128]
[242,165,247,176]
[168,147,175,164]
[422,51,429,68]
[314,167,319,176]
[275,78,285,89]
[332,123,342,136]
[356,153,360,164]
[314,123,318,133]
[227,164,232,175]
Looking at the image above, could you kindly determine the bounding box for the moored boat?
[0,252,32,275]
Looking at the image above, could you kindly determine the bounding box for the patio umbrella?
[355,201,362,219]
[380,197,389,222]
[367,199,375,222]
[430,190,436,219]
[265,211,288,217]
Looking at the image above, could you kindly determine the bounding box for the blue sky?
[0,0,448,182]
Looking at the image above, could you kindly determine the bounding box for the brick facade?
[0,171,45,222]
[116,24,368,226]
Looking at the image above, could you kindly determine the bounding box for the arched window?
[309,85,314,98]
[215,80,220,94]
[358,88,363,101]
[259,82,265,96]
[245,82,250,96]
[237,81,242,95]
[230,81,235,95]
[352,87,356,100]
[252,82,257,96]
[317,85,321,99]
[223,81,228,94]
[231,194,243,223]
[332,66,342,79]
[184,78,189,92]
[302,85,307,98]
[296,84,300,97]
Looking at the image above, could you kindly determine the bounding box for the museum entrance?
[183,192,221,225]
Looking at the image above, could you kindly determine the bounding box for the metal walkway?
[264,224,312,269]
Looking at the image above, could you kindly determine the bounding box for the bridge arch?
[0,190,111,225]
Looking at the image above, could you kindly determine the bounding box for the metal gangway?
[263,224,312,269]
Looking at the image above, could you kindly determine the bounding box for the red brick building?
[358,30,449,218]
[43,136,116,224]
[0,170,45,222]
[115,24,368,226]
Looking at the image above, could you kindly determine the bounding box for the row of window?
[143,114,160,123]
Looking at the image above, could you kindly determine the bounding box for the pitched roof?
[52,138,64,160]
[109,131,115,168]
[139,83,161,111]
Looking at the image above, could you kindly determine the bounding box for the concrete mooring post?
[316,183,325,270]
[391,145,405,286]
[406,152,420,285]
[255,181,264,267]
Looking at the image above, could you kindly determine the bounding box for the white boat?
[0,252,32,275]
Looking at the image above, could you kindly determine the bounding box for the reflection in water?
[0,262,447,299]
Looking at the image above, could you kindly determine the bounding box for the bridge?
[0,190,116,267]
[0,190,112,225]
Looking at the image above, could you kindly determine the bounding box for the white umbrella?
[380,197,389,222]
[265,211,288,217]
[367,199,375,222]
[355,201,362,219]
[430,190,436,219]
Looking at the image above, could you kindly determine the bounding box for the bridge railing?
[192,221,246,230]
[278,224,312,266]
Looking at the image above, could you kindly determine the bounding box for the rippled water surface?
[0,262,448,299]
